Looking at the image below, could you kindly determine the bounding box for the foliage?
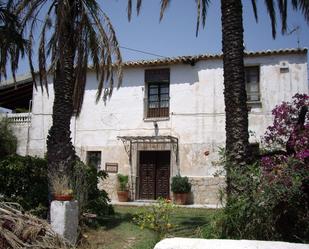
[171,175,191,193]
[210,95,309,242]
[127,0,309,38]
[13,0,123,193]
[0,156,113,219]
[14,0,122,114]
[0,1,27,81]
[72,160,114,218]
[0,118,17,159]
[263,93,308,156]
[117,173,129,191]
[218,159,309,242]
[0,155,48,217]
[50,173,73,196]
[133,198,175,239]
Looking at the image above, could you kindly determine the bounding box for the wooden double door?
[139,151,170,200]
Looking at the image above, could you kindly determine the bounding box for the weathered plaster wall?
[0,113,31,156]
[25,52,308,204]
[11,122,29,155]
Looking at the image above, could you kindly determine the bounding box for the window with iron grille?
[145,69,170,118]
[245,66,260,103]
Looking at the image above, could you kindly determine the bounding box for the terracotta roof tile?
[122,48,307,68]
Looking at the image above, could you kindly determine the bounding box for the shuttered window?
[245,66,260,102]
[145,69,170,118]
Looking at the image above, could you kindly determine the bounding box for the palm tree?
[128,0,309,196]
[0,0,27,83]
[14,0,122,177]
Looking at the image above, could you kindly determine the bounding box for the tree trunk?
[46,1,76,178]
[221,0,251,196]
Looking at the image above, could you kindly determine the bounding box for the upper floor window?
[145,69,170,119]
[245,66,260,103]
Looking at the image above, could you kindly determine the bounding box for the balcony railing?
[144,98,169,119]
[6,113,31,124]
[247,91,260,103]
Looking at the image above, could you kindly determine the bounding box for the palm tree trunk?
[221,0,251,196]
[46,2,76,177]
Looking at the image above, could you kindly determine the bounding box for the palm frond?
[27,18,37,89]
[127,0,142,20]
[160,0,170,21]
[277,0,287,34]
[196,0,201,37]
[291,0,309,23]
[136,0,142,15]
[195,0,209,36]
[79,0,122,112]
[251,0,258,22]
[264,0,277,38]
[38,15,52,95]
[0,0,27,83]
[127,0,132,21]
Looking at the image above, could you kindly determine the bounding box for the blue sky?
[15,0,309,76]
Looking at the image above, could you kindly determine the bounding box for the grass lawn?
[78,205,217,249]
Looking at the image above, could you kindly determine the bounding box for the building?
[1,48,308,206]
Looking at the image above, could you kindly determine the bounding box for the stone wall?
[99,174,118,201]
[100,173,226,205]
[188,176,225,205]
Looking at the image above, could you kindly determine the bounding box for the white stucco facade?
[5,49,308,205]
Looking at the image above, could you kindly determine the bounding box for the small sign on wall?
[105,163,118,173]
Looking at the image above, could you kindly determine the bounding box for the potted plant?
[171,175,191,205]
[117,174,129,202]
[50,174,73,201]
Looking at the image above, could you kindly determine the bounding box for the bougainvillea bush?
[260,93,309,242]
[215,94,309,242]
[263,93,308,161]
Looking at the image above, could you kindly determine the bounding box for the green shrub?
[0,156,113,219]
[133,197,175,239]
[72,160,114,218]
[117,173,129,191]
[171,175,191,193]
[209,158,309,243]
[0,155,48,217]
[0,118,17,159]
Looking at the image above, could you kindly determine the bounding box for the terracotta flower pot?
[117,191,129,202]
[173,192,188,205]
[53,194,73,201]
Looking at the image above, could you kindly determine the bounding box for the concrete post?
[50,200,79,245]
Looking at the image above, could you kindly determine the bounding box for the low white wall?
[0,113,31,156]
[154,238,309,249]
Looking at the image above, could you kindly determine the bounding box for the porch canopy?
[117,135,179,163]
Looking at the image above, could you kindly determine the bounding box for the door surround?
[117,136,179,200]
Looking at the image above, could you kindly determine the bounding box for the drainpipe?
[26,99,32,155]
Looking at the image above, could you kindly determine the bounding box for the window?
[145,69,170,119]
[245,66,260,102]
[86,151,101,169]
